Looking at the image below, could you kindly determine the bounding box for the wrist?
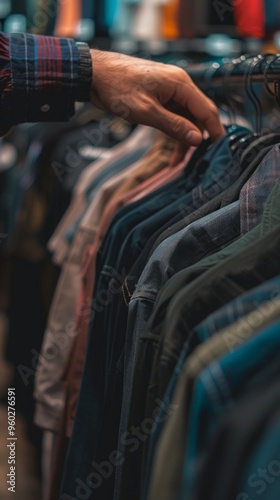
[90,49,106,96]
[90,49,123,97]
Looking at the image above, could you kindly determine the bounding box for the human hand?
[90,50,225,148]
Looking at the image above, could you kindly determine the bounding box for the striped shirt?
[0,33,92,136]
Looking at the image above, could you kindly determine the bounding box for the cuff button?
[41,104,50,112]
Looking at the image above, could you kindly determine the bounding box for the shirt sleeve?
[0,33,92,136]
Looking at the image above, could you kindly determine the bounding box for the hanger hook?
[245,55,263,132]
[263,53,280,97]
[223,60,237,125]
[204,60,221,99]
[266,54,280,109]
[224,55,251,126]
[203,60,227,118]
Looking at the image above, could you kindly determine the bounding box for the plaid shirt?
[0,33,92,136]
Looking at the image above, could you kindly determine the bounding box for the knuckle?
[168,65,186,81]
[171,119,185,138]
[140,95,157,114]
[130,97,156,123]
[176,67,187,80]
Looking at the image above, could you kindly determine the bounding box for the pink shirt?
[62,149,193,437]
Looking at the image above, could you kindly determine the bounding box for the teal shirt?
[237,414,280,500]
[180,318,280,498]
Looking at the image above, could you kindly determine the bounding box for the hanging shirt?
[104,0,119,30]
[30,0,58,35]
[161,0,180,39]
[265,0,280,31]
[110,0,139,38]
[178,0,195,38]
[76,0,95,41]
[133,0,168,40]
[54,0,81,37]
[234,0,265,39]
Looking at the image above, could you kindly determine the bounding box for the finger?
[172,76,226,141]
[165,102,205,136]
[145,102,203,146]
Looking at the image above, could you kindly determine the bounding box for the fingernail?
[186,130,202,145]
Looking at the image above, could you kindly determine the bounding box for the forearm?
[0,34,224,144]
[0,33,92,136]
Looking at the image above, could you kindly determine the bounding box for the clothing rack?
[186,53,280,89]
[110,37,262,56]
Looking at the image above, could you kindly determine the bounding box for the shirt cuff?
[9,34,78,123]
[76,42,92,102]
[8,34,92,127]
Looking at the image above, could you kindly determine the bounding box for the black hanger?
[224,57,254,149]
[204,59,250,148]
[261,53,280,135]
[230,55,262,158]
[240,132,280,169]
[262,53,280,99]
[239,54,280,169]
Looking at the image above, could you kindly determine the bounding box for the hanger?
[203,59,249,151]
[239,54,280,169]
[222,56,252,149]
[230,55,262,158]
[262,53,280,130]
[263,53,280,98]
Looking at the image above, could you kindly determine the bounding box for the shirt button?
[41,104,50,112]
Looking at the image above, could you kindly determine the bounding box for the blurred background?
[0,0,279,51]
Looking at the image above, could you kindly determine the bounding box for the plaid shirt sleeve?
[0,33,92,136]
